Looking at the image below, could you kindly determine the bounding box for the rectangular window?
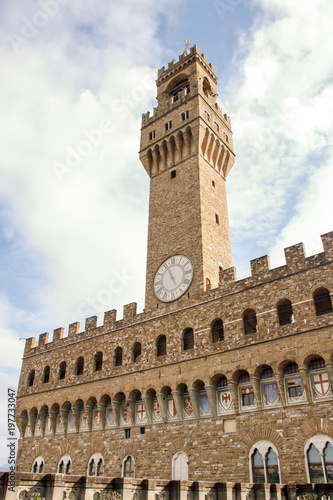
[171,170,176,179]
[165,120,172,131]
[124,428,131,439]
[140,427,145,434]
[204,110,210,121]
[181,110,189,121]
[149,130,155,140]
[215,214,219,225]
[242,392,254,406]
[214,122,219,132]
[223,131,229,142]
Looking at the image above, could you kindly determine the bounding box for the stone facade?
[8,45,333,499]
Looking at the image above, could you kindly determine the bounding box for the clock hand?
[168,269,176,284]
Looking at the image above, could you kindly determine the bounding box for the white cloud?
[224,1,333,275]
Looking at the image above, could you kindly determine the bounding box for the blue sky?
[0,0,332,466]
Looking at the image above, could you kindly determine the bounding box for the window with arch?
[206,277,212,290]
[308,356,332,400]
[243,309,257,335]
[169,78,190,102]
[57,455,71,474]
[238,371,256,411]
[27,369,35,387]
[305,435,333,483]
[133,342,142,362]
[283,362,306,404]
[156,335,166,357]
[172,451,188,480]
[183,328,194,350]
[58,361,66,380]
[277,299,294,325]
[250,442,280,483]
[211,319,224,343]
[42,366,50,384]
[94,351,103,372]
[32,456,44,474]
[115,346,122,366]
[313,288,332,316]
[123,455,135,478]
[75,357,84,376]
[87,453,104,477]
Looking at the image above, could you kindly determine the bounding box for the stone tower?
[140,44,235,310]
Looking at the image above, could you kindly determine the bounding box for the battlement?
[157,44,217,83]
[23,232,333,356]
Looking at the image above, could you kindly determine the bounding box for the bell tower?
[140,44,235,311]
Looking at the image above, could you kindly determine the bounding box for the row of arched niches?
[30,434,333,484]
[20,355,333,440]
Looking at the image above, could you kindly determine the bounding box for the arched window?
[133,342,142,362]
[123,456,135,478]
[87,453,104,477]
[243,309,257,335]
[58,361,66,380]
[172,452,188,480]
[115,347,122,367]
[94,352,103,372]
[305,436,333,483]
[42,366,50,384]
[27,370,35,387]
[75,357,84,376]
[250,442,280,483]
[211,319,224,342]
[313,288,332,316]
[183,328,194,350]
[168,78,190,102]
[277,299,294,325]
[58,455,71,474]
[206,277,211,290]
[308,357,332,400]
[283,362,305,404]
[156,335,166,357]
[32,456,44,474]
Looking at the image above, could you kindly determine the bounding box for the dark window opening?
[181,110,189,121]
[94,351,103,372]
[165,120,172,131]
[171,169,176,179]
[169,79,190,102]
[243,309,257,335]
[96,458,103,476]
[115,347,122,367]
[28,370,35,387]
[58,361,66,380]
[140,427,145,435]
[65,460,71,474]
[313,288,332,316]
[125,428,131,439]
[183,328,194,350]
[157,335,166,357]
[215,214,219,224]
[277,299,294,325]
[75,357,84,376]
[149,130,155,140]
[42,366,50,384]
[133,342,142,362]
[212,180,215,187]
[123,456,135,478]
[211,319,224,342]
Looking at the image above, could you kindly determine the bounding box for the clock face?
[154,254,194,302]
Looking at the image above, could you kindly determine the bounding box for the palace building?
[4,44,333,499]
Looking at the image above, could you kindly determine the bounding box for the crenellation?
[321,231,333,260]
[123,302,137,321]
[53,327,64,342]
[68,321,80,338]
[38,332,49,348]
[250,255,271,280]
[85,315,98,331]
[284,243,306,271]
[103,309,117,331]
[24,337,37,355]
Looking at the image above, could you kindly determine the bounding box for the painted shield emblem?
[313,372,330,396]
[107,407,115,426]
[94,410,101,427]
[153,401,162,421]
[68,412,75,430]
[184,396,193,417]
[168,398,177,418]
[136,403,146,422]
[264,382,280,405]
[81,413,89,429]
[200,393,211,414]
